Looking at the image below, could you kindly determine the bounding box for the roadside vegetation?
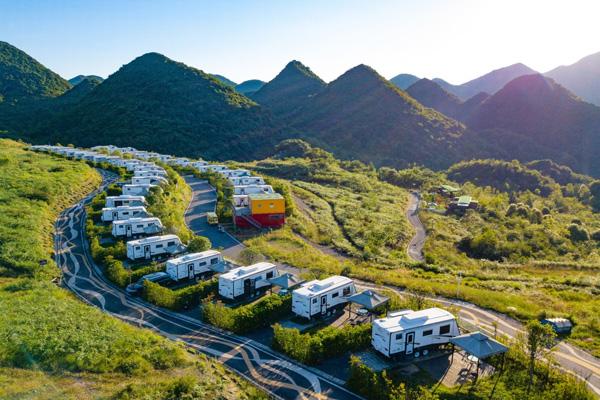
[0,140,263,399]
[237,141,600,358]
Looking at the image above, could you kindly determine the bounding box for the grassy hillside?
[238,143,600,357]
[0,140,264,399]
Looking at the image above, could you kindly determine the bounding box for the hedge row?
[202,294,292,334]
[143,278,218,311]
[271,323,371,365]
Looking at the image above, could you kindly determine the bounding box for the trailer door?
[144,245,151,259]
[320,295,327,315]
[405,332,415,355]
[126,224,132,237]
[188,263,194,279]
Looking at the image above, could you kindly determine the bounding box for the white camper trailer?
[232,195,249,207]
[292,276,357,319]
[233,185,274,195]
[126,234,185,261]
[371,308,459,358]
[134,169,167,177]
[101,206,148,222]
[166,250,224,281]
[206,164,227,172]
[218,262,278,300]
[218,169,250,178]
[229,176,265,186]
[122,184,156,196]
[105,195,146,208]
[131,176,168,186]
[112,217,163,238]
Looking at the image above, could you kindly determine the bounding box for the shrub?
[568,224,590,242]
[202,294,291,334]
[187,235,212,253]
[272,323,371,365]
[143,278,217,311]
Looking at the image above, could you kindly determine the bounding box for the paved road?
[55,172,362,400]
[401,192,600,395]
[184,176,245,260]
[405,192,426,262]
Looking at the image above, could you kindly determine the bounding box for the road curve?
[405,192,426,262]
[55,172,363,400]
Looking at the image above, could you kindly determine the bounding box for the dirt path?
[405,191,426,262]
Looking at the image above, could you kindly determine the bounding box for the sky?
[2,0,600,85]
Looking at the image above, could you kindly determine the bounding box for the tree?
[525,320,556,394]
[187,235,211,252]
[590,180,600,212]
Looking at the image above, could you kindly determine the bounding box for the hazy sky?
[2,0,600,84]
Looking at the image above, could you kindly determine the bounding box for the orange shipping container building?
[233,193,286,228]
[249,193,285,215]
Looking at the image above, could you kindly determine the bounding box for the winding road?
[55,171,600,398]
[55,172,362,400]
[406,191,426,262]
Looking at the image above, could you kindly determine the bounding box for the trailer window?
[312,298,318,304]
[422,329,433,337]
[136,225,143,228]
[123,212,129,215]
[266,271,274,279]
[210,258,219,265]
[167,241,175,246]
[332,292,339,298]
[135,246,140,250]
[439,324,451,335]
[395,333,403,341]
[156,244,163,248]
[343,286,351,296]
[199,261,207,266]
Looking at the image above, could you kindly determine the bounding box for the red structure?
[232,193,286,229]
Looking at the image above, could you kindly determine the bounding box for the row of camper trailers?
[32,145,462,360]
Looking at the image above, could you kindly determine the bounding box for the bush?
[272,323,371,365]
[187,235,212,253]
[568,224,590,242]
[202,294,291,334]
[143,278,217,311]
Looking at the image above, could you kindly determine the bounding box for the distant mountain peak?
[545,50,600,106]
[390,73,420,90]
[406,78,463,118]
[278,60,324,83]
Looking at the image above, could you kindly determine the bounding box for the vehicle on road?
[206,211,218,225]
[126,271,174,296]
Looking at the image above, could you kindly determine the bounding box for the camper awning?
[268,273,304,290]
[347,290,390,311]
[450,331,508,359]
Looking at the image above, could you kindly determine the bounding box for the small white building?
[101,206,148,222]
[122,184,157,196]
[166,250,224,281]
[131,176,168,186]
[233,185,274,195]
[112,217,163,238]
[105,195,146,208]
[126,234,185,261]
[292,276,356,319]
[218,262,278,300]
[371,308,459,358]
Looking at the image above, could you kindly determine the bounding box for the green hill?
[0,41,71,103]
[68,74,103,85]
[389,73,419,89]
[406,78,463,119]
[29,53,282,160]
[236,79,265,95]
[211,74,237,87]
[289,64,474,169]
[251,60,325,118]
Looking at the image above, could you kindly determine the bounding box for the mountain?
[58,76,102,103]
[235,79,265,95]
[435,63,537,100]
[211,74,237,87]
[467,74,600,176]
[390,73,419,89]
[0,41,71,103]
[251,60,325,118]
[405,78,463,118]
[29,53,282,160]
[69,75,103,85]
[545,51,600,106]
[289,64,475,169]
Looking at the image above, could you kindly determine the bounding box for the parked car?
[126,272,173,296]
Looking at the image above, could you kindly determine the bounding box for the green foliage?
[143,278,217,311]
[202,295,292,334]
[568,223,590,242]
[187,235,212,253]
[447,159,556,196]
[0,41,71,103]
[378,166,445,190]
[271,323,371,365]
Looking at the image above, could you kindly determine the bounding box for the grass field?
[0,140,263,399]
